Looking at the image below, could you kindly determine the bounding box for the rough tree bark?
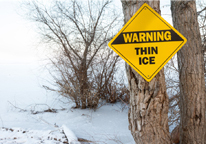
[171,1,205,143]
[121,1,171,143]
[80,65,88,109]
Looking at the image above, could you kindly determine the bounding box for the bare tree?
[23,0,125,109]
[197,0,206,80]
[120,1,170,143]
[171,0,206,143]
[164,56,180,128]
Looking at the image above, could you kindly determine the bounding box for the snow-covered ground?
[0,63,134,144]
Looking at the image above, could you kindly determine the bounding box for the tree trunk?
[121,1,170,143]
[171,1,205,143]
[80,63,88,109]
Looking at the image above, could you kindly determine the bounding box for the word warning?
[108,3,187,82]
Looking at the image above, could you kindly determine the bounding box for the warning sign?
[108,3,187,82]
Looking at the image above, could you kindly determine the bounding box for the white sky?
[0,0,42,64]
[0,0,171,65]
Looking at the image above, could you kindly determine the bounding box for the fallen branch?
[61,125,80,144]
[8,101,66,115]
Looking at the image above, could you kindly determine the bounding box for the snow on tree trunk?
[121,1,171,143]
[171,1,206,143]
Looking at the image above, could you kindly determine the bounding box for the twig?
[38,117,59,128]
[0,116,4,127]
[118,97,129,107]
[8,101,26,112]
[197,6,206,15]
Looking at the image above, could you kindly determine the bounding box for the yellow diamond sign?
[108,3,187,82]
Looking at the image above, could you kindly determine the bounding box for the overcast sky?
[0,0,171,65]
[0,0,43,65]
